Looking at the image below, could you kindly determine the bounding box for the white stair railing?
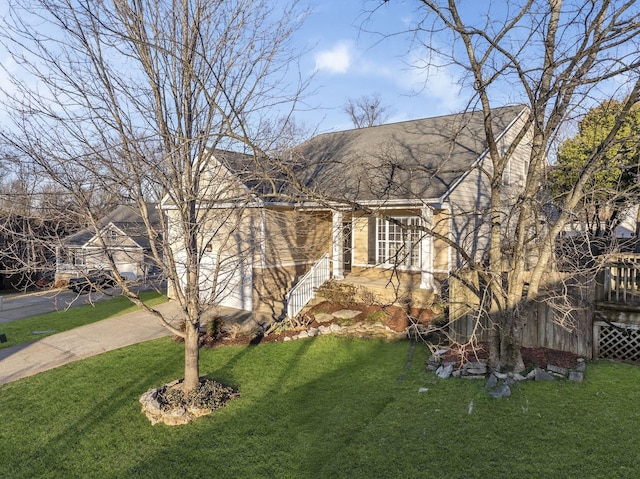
[286,254,330,319]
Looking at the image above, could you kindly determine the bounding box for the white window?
[72,250,86,266]
[522,158,530,183]
[502,159,511,186]
[377,216,421,268]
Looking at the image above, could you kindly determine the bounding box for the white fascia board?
[160,197,264,211]
[262,198,443,212]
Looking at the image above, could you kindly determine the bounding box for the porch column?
[332,210,344,280]
[420,206,435,290]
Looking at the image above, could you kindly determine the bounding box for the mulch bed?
[442,342,580,369]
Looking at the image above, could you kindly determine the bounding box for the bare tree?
[342,93,393,128]
[359,0,640,371]
[0,0,308,392]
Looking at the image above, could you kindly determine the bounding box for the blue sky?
[0,1,466,136]
[1,1,636,138]
[292,0,470,133]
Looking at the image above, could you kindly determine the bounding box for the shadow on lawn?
[122,337,410,477]
[2,341,184,478]
[0,336,415,477]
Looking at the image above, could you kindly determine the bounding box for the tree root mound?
[140,378,239,426]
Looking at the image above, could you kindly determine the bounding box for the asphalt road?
[0,288,129,324]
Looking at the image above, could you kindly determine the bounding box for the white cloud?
[398,49,467,112]
[314,41,353,74]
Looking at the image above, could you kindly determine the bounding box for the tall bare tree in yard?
[0,0,307,392]
[342,93,393,128]
[372,0,640,371]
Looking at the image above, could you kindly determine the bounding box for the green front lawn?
[0,291,167,350]
[1,336,639,478]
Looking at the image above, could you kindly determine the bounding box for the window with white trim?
[71,250,86,266]
[376,216,421,268]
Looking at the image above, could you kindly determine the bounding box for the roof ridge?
[314,103,527,137]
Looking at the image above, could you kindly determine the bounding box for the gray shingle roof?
[290,104,527,203]
[65,203,160,248]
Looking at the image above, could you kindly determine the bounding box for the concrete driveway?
[0,299,183,387]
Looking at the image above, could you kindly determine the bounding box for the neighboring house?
[163,105,532,320]
[56,204,161,283]
[562,204,640,239]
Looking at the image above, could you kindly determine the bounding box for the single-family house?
[163,105,532,320]
[56,203,162,283]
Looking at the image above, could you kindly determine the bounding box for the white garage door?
[175,251,253,311]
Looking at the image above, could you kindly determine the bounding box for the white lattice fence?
[593,321,640,362]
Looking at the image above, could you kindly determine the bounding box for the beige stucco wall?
[261,209,332,266]
[433,209,450,272]
[352,213,370,266]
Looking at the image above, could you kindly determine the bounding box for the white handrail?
[286,254,330,319]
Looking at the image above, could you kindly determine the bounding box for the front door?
[343,221,352,273]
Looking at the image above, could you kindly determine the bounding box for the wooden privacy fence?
[448,271,594,358]
[449,258,640,362]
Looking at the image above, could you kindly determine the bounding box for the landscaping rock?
[318,325,331,334]
[426,347,587,389]
[139,379,239,426]
[140,388,199,426]
[489,384,511,398]
[436,364,454,379]
[534,367,555,381]
[465,367,488,375]
[427,355,442,370]
[463,361,488,375]
[314,313,334,324]
[332,309,361,319]
[568,371,584,382]
[465,361,488,372]
[485,374,498,389]
[547,364,568,377]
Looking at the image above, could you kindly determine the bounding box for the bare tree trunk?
[183,320,200,391]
